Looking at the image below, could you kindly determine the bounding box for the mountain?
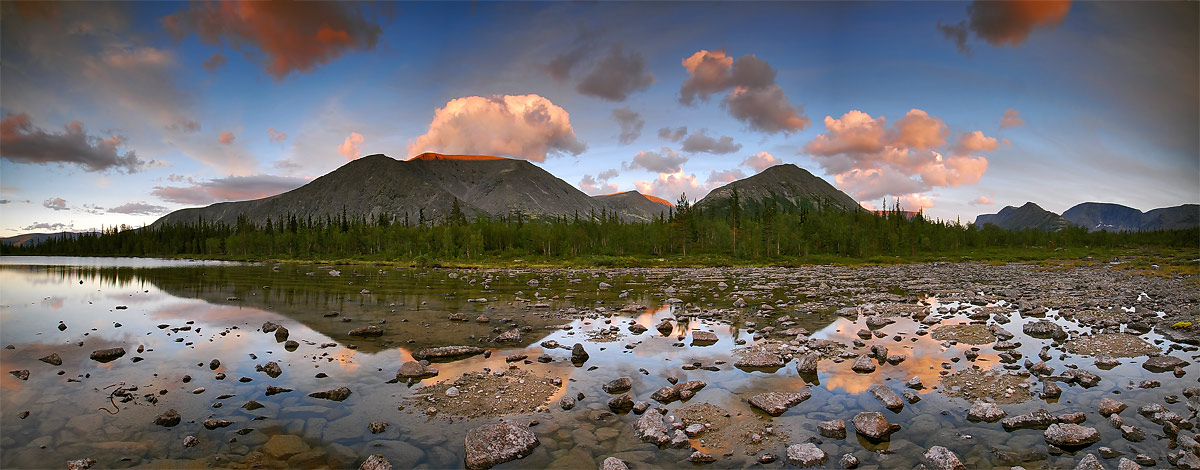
[593,191,672,222]
[1,231,97,247]
[695,164,861,213]
[1060,202,1199,232]
[974,202,1073,231]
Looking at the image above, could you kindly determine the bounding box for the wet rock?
[368,422,388,434]
[634,412,670,445]
[559,396,575,410]
[183,435,198,448]
[262,322,280,333]
[649,381,706,403]
[89,347,126,363]
[242,401,264,410]
[796,352,820,375]
[1057,412,1086,424]
[262,434,308,460]
[495,329,521,343]
[608,394,634,413]
[603,377,632,394]
[1060,368,1101,387]
[628,323,647,334]
[1094,355,1120,369]
[445,386,460,397]
[868,385,903,411]
[571,343,590,364]
[203,419,233,430]
[601,457,629,470]
[1099,398,1127,417]
[1041,381,1062,399]
[852,412,901,441]
[8,369,28,380]
[308,387,351,401]
[747,391,811,416]
[1024,320,1067,340]
[266,385,292,396]
[348,325,384,337]
[906,376,924,389]
[923,445,966,470]
[39,353,62,366]
[656,320,673,335]
[851,354,876,373]
[786,443,827,467]
[691,331,718,345]
[840,453,859,469]
[668,429,690,448]
[1142,355,1188,373]
[818,419,846,439]
[396,361,438,379]
[257,361,282,378]
[464,422,539,470]
[1074,454,1104,470]
[870,344,889,360]
[358,453,391,470]
[902,389,920,404]
[154,409,181,427]
[1002,409,1056,431]
[1120,425,1145,442]
[1117,457,1142,470]
[66,458,96,470]
[1044,423,1101,447]
[411,346,485,360]
[734,351,785,369]
[689,451,715,463]
[274,326,289,342]
[968,402,1006,422]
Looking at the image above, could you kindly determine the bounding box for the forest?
[4,194,1196,266]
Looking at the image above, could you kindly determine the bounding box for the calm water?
[0,257,1194,469]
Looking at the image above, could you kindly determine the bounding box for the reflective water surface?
[0,257,1196,469]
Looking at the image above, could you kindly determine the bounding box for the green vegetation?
[3,197,1197,267]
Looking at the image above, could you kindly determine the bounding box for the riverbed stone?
[1044,423,1101,447]
[851,354,876,373]
[968,402,1006,422]
[1143,355,1188,373]
[853,412,901,441]
[747,391,811,416]
[464,422,539,470]
[923,445,966,470]
[818,419,846,439]
[868,385,903,411]
[786,443,827,467]
[263,434,309,460]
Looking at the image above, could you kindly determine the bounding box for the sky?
[1,0,1197,235]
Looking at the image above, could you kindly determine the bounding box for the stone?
[603,377,632,394]
[1098,398,1127,417]
[902,389,921,404]
[571,343,589,364]
[1002,409,1056,431]
[396,361,438,379]
[263,434,309,460]
[1143,355,1188,372]
[243,400,264,410]
[9,369,28,380]
[634,412,670,445]
[840,453,860,468]
[266,385,292,395]
[649,381,705,403]
[359,453,391,470]
[1061,369,1101,387]
[691,331,718,345]
[747,391,811,416]
[1044,423,1101,447]
[445,386,460,398]
[968,402,1006,422]
[495,329,521,343]
[656,320,674,335]
[1023,320,1067,339]
[906,376,924,389]
[689,451,715,463]
[851,354,876,373]
[411,346,485,360]
[183,435,198,448]
[39,353,62,366]
[308,387,352,401]
[1117,457,1142,470]
[924,446,966,470]
[368,422,388,434]
[852,412,901,441]
[628,323,647,334]
[560,396,575,410]
[154,409,181,427]
[601,457,629,470]
[464,422,539,470]
[668,430,690,448]
[796,352,820,375]
[348,325,383,337]
[89,347,126,362]
[1073,454,1104,470]
[258,361,282,378]
[608,394,634,413]
[734,352,785,369]
[66,458,96,470]
[1041,381,1062,399]
[786,443,827,467]
[274,326,289,342]
[868,385,903,411]
[262,322,280,333]
[203,419,233,430]
[1120,425,1145,442]
[818,419,846,439]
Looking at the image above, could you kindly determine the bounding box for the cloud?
[218,131,235,145]
[706,168,745,186]
[657,126,687,142]
[576,44,655,101]
[679,50,808,134]
[267,126,287,143]
[578,174,619,195]
[168,120,201,133]
[164,0,383,80]
[941,1,1072,53]
[338,132,364,160]
[741,152,781,172]
[680,131,741,154]
[202,52,227,72]
[1,113,146,173]
[546,47,588,82]
[152,174,309,205]
[42,197,68,211]
[937,20,971,55]
[408,94,586,162]
[598,168,619,180]
[897,193,935,211]
[1000,108,1024,128]
[634,171,706,203]
[624,148,689,174]
[805,109,996,202]
[21,222,69,232]
[611,107,643,145]
[969,195,995,206]
[107,202,169,215]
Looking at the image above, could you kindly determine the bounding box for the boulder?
[1002,409,1056,431]
[818,419,846,439]
[1044,423,1101,447]
[691,331,718,345]
[747,391,811,416]
[796,352,820,375]
[851,354,876,373]
[39,353,62,366]
[1143,356,1188,373]
[923,446,966,470]
[602,377,632,394]
[734,352,785,370]
[786,443,827,467]
[852,412,901,441]
[571,343,590,364]
[967,402,1006,422]
[396,361,438,379]
[1074,454,1104,470]
[90,347,126,363]
[464,422,539,470]
[154,409,181,427]
[868,385,903,411]
[634,412,670,445]
[1099,398,1127,417]
[308,387,352,401]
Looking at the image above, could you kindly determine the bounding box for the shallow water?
[0,257,1196,469]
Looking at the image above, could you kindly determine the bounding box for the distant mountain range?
[1,231,97,247]
[975,201,1199,232]
[152,153,862,228]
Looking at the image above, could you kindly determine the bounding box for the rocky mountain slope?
[974,202,1074,231]
[695,164,861,213]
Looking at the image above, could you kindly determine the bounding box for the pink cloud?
[891,109,948,151]
[1000,108,1025,128]
[955,130,1000,153]
[741,152,780,172]
[218,131,235,145]
[579,174,619,195]
[408,94,585,162]
[898,193,935,211]
[152,174,309,205]
[969,195,995,206]
[634,171,706,203]
[338,132,364,160]
[267,126,287,142]
[679,50,808,134]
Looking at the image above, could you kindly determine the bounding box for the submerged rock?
[968,402,1006,422]
[396,361,438,379]
[359,454,391,470]
[786,443,827,467]
[154,409,181,427]
[868,385,903,411]
[89,347,126,363]
[464,422,539,470]
[308,387,352,401]
[39,353,62,366]
[1044,423,1101,447]
[747,391,811,416]
[411,346,485,360]
[348,325,383,337]
[852,412,901,441]
[923,446,966,470]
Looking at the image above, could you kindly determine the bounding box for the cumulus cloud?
[578,174,619,195]
[267,126,287,142]
[679,50,808,134]
[634,171,706,203]
[657,126,687,142]
[940,1,1072,53]
[969,195,995,206]
[598,168,619,180]
[805,109,997,203]
[577,44,655,101]
[338,132,364,160]
[741,152,781,172]
[624,148,689,174]
[1000,108,1024,128]
[897,193,935,211]
[408,94,586,162]
[202,52,227,72]
[218,131,235,145]
[164,0,383,80]
[611,107,643,145]
[706,168,745,186]
[152,174,309,205]
[680,131,741,154]
[1,113,146,173]
[43,197,68,211]
[107,202,169,215]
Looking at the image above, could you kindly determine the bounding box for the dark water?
[0,257,1195,469]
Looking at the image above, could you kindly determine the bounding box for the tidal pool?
[0,257,1196,469]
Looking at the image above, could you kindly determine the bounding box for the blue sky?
[1,1,1196,234]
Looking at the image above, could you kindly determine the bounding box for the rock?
[1044,423,1101,447]
[369,422,388,434]
[868,385,903,411]
[396,361,439,379]
[183,435,198,448]
[154,409,181,427]
[495,329,521,343]
[1041,381,1062,399]
[411,346,485,360]
[628,323,647,334]
[852,412,901,441]
[786,443,827,467]
[634,412,670,445]
[348,325,383,337]
[603,377,632,394]
[1117,457,1142,470]
[655,320,673,335]
[601,457,629,470]
[274,326,289,342]
[1120,425,1145,442]
[261,322,279,333]
[308,387,352,401]
[571,343,589,364]
[265,385,292,395]
[691,331,718,345]
[66,458,96,470]
[968,402,1006,422]
[840,453,860,469]
[263,434,309,459]
[1023,320,1067,339]
[649,380,706,403]
[924,446,966,470]
[203,419,233,430]
[906,376,924,389]
[689,451,715,463]
[39,353,62,366]
[9,369,28,380]
[242,401,264,410]
[668,429,690,448]
[359,454,391,470]
[1002,409,1056,431]
[796,352,820,375]
[1074,454,1104,470]
[1057,412,1086,424]
[734,352,785,369]
[851,354,876,373]
[684,424,705,436]
[560,396,576,410]
[608,394,634,413]
[747,391,811,416]
[445,387,460,398]
[89,347,126,363]
[1099,398,1127,417]
[733,297,747,308]
[464,422,539,470]
[1143,355,1188,373]
[818,419,847,439]
[1061,369,1101,387]
[258,361,283,378]
[902,389,920,404]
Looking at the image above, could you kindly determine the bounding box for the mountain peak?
[976,202,1072,231]
[696,163,860,212]
[408,152,509,162]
